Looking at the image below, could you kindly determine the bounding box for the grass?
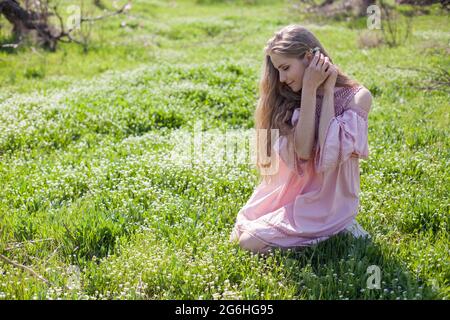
[0,0,449,300]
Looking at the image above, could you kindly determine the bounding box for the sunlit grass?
[0,0,448,300]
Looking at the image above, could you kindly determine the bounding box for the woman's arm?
[294,85,317,160]
[318,89,335,152]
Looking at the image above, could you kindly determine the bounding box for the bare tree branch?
[0,0,132,51]
[0,252,53,286]
[81,1,131,22]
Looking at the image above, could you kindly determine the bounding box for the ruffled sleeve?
[273,108,309,177]
[314,107,369,173]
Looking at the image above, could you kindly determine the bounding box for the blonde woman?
[230,25,373,254]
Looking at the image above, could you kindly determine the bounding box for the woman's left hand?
[322,64,338,92]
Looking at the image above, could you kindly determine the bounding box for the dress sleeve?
[273,108,309,177]
[314,107,369,173]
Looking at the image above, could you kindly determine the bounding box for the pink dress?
[231,85,369,249]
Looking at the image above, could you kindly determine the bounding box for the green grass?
[0,0,449,300]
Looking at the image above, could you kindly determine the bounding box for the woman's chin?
[290,83,302,92]
[286,83,300,93]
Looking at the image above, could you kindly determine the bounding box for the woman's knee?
[239,232,269,253]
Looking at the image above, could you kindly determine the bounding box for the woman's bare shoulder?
[347,86,372,114]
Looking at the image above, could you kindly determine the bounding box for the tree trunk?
[1,0,131,51]
[0,0,58,50]
[314,0,376,17]
[358,0,376,16]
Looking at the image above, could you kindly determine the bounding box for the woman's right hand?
[302,50,331,91]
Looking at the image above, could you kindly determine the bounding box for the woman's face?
[269,52,312,93]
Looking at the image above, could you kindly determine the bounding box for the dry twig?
[0,253,52,286]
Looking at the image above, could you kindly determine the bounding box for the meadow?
[0,0,448,299]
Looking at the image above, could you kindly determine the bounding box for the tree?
[294,0,376,18]
[0,0,131,51]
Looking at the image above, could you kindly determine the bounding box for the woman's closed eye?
[282,66,289,71]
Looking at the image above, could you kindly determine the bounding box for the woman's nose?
[279,73,286,83]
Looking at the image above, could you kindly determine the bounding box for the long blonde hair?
[255,24,359,184]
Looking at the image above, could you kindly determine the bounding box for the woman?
[230,25,373,254]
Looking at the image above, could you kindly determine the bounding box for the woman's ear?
[302,52,312,67]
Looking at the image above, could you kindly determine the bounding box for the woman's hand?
[322,63,338,93]
[302,51,334,92]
